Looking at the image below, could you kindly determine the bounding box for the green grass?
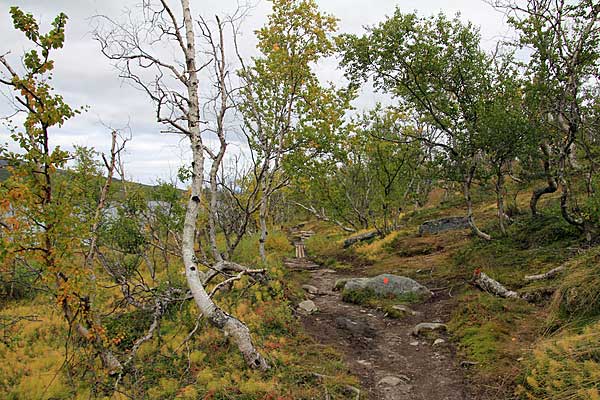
[340,287,424,319]
[448,292,538,369]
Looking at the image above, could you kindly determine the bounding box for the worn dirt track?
[293,262,479,400]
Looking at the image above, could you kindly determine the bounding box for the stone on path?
[433,338,446,346]
[412,322,448,336]
[298,300,318,314]
[302,284,320,295]
[378,376,404,386]
[334,317,376,337]
[392,304,420,316]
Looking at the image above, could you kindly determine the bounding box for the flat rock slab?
[418,216,469,236]
[341,274,433,299]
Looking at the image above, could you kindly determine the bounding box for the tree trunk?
[180,0,268,370]
[530,143,557,216]
[463,167,491,241]
[208,160,224,263]
[495,167,507,235]
[258,184,268,264]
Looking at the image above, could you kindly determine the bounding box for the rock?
[334,317,375,337]
[298,300,318,314]
[340,274,433,299]
[409,341,420,346]
[302,284,320,295]
[433,338,446,346]
[418,216,470,236]
[321,269,337,274]
[392,304,419,316]
[378,376,405,386]
[412,322,448,336]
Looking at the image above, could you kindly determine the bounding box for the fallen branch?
[343,230,378,248]
[473,269,558,303]
[208,268,266,298]
[472,270,519,299]
[524,264,566,282]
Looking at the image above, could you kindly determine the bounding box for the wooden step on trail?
[284,258,321,271]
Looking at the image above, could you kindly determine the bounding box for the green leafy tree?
[239,0,353,261]
[0,7,122,372]
[339,11,496,239]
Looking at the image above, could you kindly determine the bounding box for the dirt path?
[291,261,476,400]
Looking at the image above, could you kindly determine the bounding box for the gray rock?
[433,338,446,346]
[341,274,433,299]
[412,322,448,336]
[302,284,320,295]
[392,304,419,316]
[418,216,470,236]
[298,300,318,314]
[334,317,375,337]
[378,376,404,386]
[409,341,420,346]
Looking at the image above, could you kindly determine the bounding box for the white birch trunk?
[180,0,268,370]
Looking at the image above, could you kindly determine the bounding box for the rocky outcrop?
[418,216,469,236]
[338,274,433,299]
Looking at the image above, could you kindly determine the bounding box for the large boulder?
[340,274,432,299]
[418,216,470,236]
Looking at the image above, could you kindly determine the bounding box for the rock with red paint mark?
[340,274,433,301]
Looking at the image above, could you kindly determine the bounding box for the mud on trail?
[290,259,479,400]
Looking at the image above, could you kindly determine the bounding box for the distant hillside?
[0,161,170,195]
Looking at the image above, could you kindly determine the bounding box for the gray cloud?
[0,0,508,185]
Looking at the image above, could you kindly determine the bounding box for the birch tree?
[340,12,495,240]
[238,0,348,262]
[95,0,268,370]
[492,0,600,239]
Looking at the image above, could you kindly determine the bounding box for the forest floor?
[287,227,487,400]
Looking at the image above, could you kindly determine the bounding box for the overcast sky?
[0,0,511,185]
